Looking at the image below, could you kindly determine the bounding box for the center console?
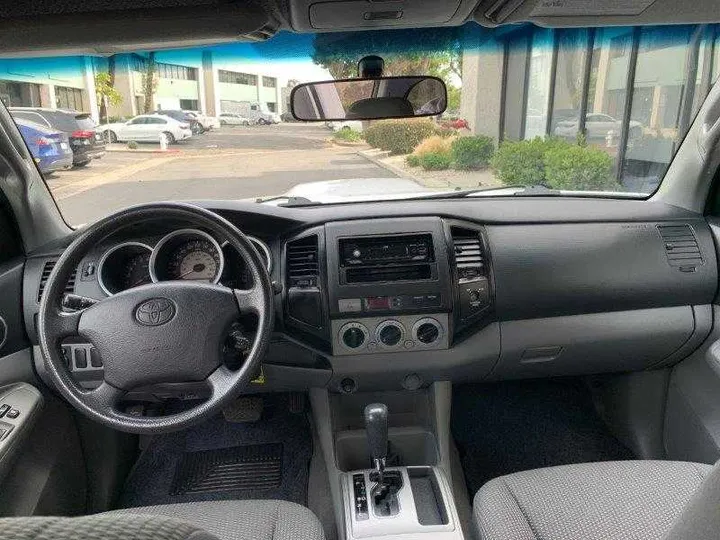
[325,218,454,357]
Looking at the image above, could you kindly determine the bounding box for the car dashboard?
[22,197,719,398]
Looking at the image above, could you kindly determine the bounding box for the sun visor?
[291,0,479,31]
[475,0,720,27]
[0,3,272,57]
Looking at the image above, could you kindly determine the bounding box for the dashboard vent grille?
[287,235,319,288]
[451,227,485,281]
[37,260,76,302]
[657,225,703,269]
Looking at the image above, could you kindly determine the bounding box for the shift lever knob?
[364,403,388,471]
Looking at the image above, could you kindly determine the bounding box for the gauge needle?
[178,263,207,279]
[129,274,151,288]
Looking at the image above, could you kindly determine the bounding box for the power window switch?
[0,422,13,441]
[6,409,19,419]
[0,404,9,418]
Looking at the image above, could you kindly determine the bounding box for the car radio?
[339,234,433,267]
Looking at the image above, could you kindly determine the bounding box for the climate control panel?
[332,314,448,356]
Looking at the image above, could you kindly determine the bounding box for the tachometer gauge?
[98,242,152,295]
[150,229,224,284]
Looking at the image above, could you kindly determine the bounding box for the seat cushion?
[111,500,325,540]
[473,460,712,540]
[0,514,218,540]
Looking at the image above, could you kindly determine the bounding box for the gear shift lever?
[364,403,388,483]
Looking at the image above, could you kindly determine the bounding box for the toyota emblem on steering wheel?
[135,298,176,326]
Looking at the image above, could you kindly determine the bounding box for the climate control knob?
[340,323,369,349]
[376,320,405,347]
[413,318,442,345]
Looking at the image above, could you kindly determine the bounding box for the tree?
[312,28,462,81]
[140,52,158,114]
[95,71,123,124]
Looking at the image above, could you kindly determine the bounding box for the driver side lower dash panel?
[119,394,311,508]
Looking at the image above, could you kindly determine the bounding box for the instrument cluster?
[97,229,272,295]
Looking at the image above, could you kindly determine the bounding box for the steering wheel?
[37,203,274,434]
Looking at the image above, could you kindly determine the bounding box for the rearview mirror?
[290,76,447,122]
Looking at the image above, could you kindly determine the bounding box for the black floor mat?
[451,378,634,497]
[119,394,312,508]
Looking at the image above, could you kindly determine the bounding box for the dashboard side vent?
[287,235,319,288]
[451,227,485,281]
[37,260,76,302]
[657,225,703,269]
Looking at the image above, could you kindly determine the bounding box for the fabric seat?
[111,500,325,540]
[473,460,713,540]
[0,500,325,540]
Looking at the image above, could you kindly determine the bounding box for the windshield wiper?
[411,184,562,200]
[256,195,317,206]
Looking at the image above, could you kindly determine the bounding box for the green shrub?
[451,136,495,170]
[406,154,420,167]
[490,137,548,185]
[127,140,139,150]
[364,119,438,155]
[332,128,362,142]
[491,136,620,191]
[544,144,617,191]
[436,127,458,138]
[420,151,451,170]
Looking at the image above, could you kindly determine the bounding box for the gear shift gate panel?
[343,466,463,539]
[369,470,402,517]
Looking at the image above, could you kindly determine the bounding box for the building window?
[0,80,42,107]
[156,62,198,81]
[523,28,554,139]
[55,86,84,111]
[549,29,590,142]
[179,99,199,110]
[218,70,257,86]
[262,76,277,88]
[620,26,694,190]
[266,102,276,112]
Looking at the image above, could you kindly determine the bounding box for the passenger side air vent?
[286,235,319,288]
[37,260,76,302]
[657,225,703,270]
[451,227,486,281]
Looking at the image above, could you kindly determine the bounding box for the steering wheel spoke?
[82,381,125,411]
[53,309,84,339]
[233,285,264,314]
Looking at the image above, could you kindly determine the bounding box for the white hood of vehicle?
[280,177,442,203]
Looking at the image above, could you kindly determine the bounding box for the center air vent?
[451,227,486,281]
[37,260,76,302]
[286,235,319,288]
[657,225,703,270]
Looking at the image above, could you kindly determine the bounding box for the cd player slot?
[345,264,432,284]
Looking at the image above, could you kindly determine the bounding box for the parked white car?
[184,110,220,131]
[329,120,364,132]
[554,113,643,141]
[218,113,251,126]
[99,114,193,144]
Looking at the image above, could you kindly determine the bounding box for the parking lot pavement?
[49,124,399,225]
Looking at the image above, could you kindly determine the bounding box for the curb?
[357,149,425,184]
[357,149,406,178]
[106,148,183,154]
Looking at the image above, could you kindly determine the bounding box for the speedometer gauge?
[167,239,221,281]
[150,229,224,284]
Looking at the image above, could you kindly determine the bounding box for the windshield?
[3,23,719,225]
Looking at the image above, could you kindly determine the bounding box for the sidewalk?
[357,148,500,190]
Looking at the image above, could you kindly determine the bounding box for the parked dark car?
[9,108,105,167]
[14,118,73,175]
[153,109,203,135]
